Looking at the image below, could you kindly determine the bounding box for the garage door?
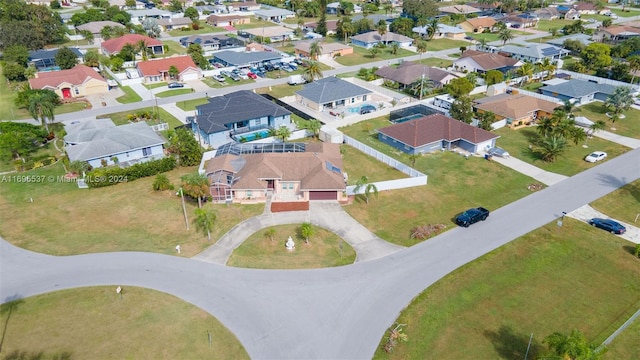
[309,191,337,200]
[182,72,199,81]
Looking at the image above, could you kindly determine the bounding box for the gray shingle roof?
[296,77,371,104]
[29,48,83,62]
[546,33,593,47]
[195,90,291,134]
[541,79,617,98]
[64,121,166,162]
[500,43,569,59]
[213,50,283,66]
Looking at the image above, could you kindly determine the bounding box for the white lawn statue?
[175,245,181,254]
[285,236,295,251]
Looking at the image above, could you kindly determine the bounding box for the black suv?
[455,207,490,227]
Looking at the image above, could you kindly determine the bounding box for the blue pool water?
[235,130,271,142]
[392,113,424,124]
[347,104,372,113]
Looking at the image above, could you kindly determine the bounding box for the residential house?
[594,24,640,43]
[377,114,499,154]
[457,17,496,33]
[564,8,581,20]
[295,77,372,112]
[473,93,560,129]
[28,48,84,71]
[195,5,228,15]
[64,119,165,169]
[206,14,251,27]
[127,9,172,25]
[540,79,618,104]
[244,26,294,42]
[101,34,164,56]
[228,1,260,12]
[504,13,539,28]
[547,33,593,47]
[295,41,353,59]
[212,50,283,67]
[305,20,338,35]
[29,64,108,99]
[350,31,413,49]
[573,2,598,15]
[498,43,569,63]
[534,7,560,20]
[439,5,482,15]
[326,2,362,14]
[179,34,243,51]
[454,50,522,74]
[156,17,192,31]
[193,90,293,146]
[203,142,347,203]
[109,0,145,9]
[375,61,458,89]
[254,8,295,22]
[76,21,126,40]
[136,55,202,82]
[413,24,466,40]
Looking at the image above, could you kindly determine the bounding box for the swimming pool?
[392,113,425,124]
[234,130,271,142]
[347,104,374,114]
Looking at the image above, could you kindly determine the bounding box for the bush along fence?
[85,157,176,188]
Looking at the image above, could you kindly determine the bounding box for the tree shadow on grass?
[483,325,544,360]
[622,244,639,257]
[1,294,25,353]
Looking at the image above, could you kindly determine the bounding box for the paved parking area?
[567,204,640,244]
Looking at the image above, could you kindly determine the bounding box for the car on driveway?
[247,72,257,79]
[168,82,184,88]
[588,218,626,234]
[213,75,225,82]
[487,147,510,158]
[359,104,377,115]
[585,151,607,163]
[455,207,490,227]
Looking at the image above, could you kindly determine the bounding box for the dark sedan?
[455,207,490,227]
[588,218,626,234]
[167,82,184,88]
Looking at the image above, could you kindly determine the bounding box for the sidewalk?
[489,155,568,186]
[128,82,154,101]
[192,202,405,265]
[592,130,640,149]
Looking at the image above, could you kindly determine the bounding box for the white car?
[584,151,607,163]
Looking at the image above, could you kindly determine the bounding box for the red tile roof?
[101,34,162,54]
[29,64,106,89]
[378,114,498,147]
[136,56,198,77]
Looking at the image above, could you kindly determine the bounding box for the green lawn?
[144,82,167,90]
[1,287,248,359]
[520,82,543,91]
[467,32,501,42]
[255,84,303,98]
[335,46,415,66]
[611,8,640,17]
[340,117,536,246]
[604,311,640,360]
[99,106,183,129]
[373,219,640,359]
[0,163,264,256]
[227,224,356,269]
[176,97,209,111]
[155,88,194,98]
[420,57,453,68]
[168,23,225,36]
[235,19,279,30]
[202,76,255,88]
[116,85,143,104]
[160,40,187,57]
[591,180,640,225]
[536,19,574,32]
[574,102,640,139]
[494,127,630,176]
[424,38,470,52]
[340,144,407,185]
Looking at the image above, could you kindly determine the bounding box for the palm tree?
[383,3,393,15]
[541,58,556,80]
[302,60,323,82]
[628,55,640,84]
[605,86,634,120]
[476,37,488,51]
[264,228,276,243]
[354,176,378,205]
[589,120,606,137]
[368,46,380,58]
[536,115,556,138]
[390,43,399,55]
[340,20,354,43]
[181,172,209,208]
[517,62,534,84]
[194,208,216,241]
[135,39,148,62]
[309,40,323,60]
[559,99,577,119]
[426,18,439,40]
[304,119,322,139]
[300,222,314,244]
[498,27,514,45]
[275,126,291,142]
[377,24,387,38]
[168,65,179,80]
[539,135,567,162]
[28,91,58,132]
[410,75,435,100]
[416,40,428,63]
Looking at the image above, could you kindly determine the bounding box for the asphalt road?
[2,147,639,359]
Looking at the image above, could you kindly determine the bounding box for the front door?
[61,88,72,98]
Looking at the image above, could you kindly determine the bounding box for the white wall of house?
[85,144,164,168]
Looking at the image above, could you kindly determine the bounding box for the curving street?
[1,148,638,359]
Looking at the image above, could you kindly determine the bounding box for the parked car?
[584,151,607,163]
[230,73,241,81]
[281,65,294,73]
[288,63,298,70]
[487,147,510,158]
[359,104,377,115]
[221,71,232,77]
[271,62,281,70]
[588,218,626,234]
[255,71,265,78]
[213,75,225,82]
[247,72,257,79]
[455,207,490,227]
[168,82,184,88]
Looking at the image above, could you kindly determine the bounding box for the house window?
[246,190,253,197]
[74,87,79,95]
[142,147,152,156]
[351,98,355,103]
[289,183,294,190]
[282,183,287,190]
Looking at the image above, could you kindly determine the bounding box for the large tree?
[0,1,65,50]
[410,75,435,100]
[581,43,612,70]
[403,0,438,20]
[309,41,323,61]
[449,95,474,124]
[446,77,473,99]
[3,45,29,67]
[484,70,504,85]
[302,60,323,82]
[167,128,203,166]
[605,86,634,120]
[180,172,209,208]
[55,47,79,70]
[498,27,514,45]
[538,135,567,162]
[16,89,60,132]
[389,17,415,37]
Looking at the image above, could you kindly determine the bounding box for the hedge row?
[85,157,176,188]
[14,156,57,172]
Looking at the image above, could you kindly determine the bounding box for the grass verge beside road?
[591,180,640,225]
[177,97,209,111]
[155,88,194,98]
[0,163,263,256]
[1,287,248,359]
[116,85,143,103]
[335,46,415,66]
[494,127,630,176]
[574,102,640,139]
[256,84,302,98]
[227,224,356,269]
[99,106,183,129]
[373,219,640,359]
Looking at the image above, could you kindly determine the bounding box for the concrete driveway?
[567,204,640,244]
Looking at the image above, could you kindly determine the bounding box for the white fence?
[509,87,563,104]
[346,177,427,195]
[344,135,426,178]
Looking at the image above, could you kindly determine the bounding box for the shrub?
[152,173,174,191]
[86,156,176,188]
[635,244,640,258]
[410,224,446,240]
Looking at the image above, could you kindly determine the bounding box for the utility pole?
[179,187,189,230]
